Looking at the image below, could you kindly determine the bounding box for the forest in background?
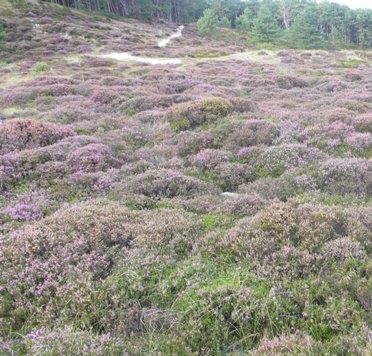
[42,0,372,48]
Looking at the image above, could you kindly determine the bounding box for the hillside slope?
[0,1,371,354]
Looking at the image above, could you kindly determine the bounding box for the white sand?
[100,52,182,65]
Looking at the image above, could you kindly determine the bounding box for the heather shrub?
[51,100,98,123]
[68,171,117,193]
[66,143,122,172]
[230,97,257,113]
[314,158,371,197]
[339,100,369,114]
[213,162,256,191]
[302,121,356,152]
[253,144,323,178]
[237,146,264,164]
[1,198,200,330]
[227,120,279,147]
[353,113,372,134]
[167,97,232,131]
[0,82,76,105]
[276,76,309,89]
[190,148,230,170]
[2,9,372,354]
[130,209,202,254]
[122,169,220,198]
[220,193,267,216]
[133,144,178,167]
[176,131,216,156]
[3,203,43,222]
[0,119,74,154]
[225,202,370,280]
[121,94,194,115]
[0,200,137,326]
[90,89,118,105]
[251,333,316,355]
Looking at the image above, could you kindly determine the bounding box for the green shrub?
[0,21,5,44]
[31,62,49,75]
[219,16,231,29]
[168,98,232,131]
[197,8,219,36]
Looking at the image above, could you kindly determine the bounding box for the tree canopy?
[45,0,372,48]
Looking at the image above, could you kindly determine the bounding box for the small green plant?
[338,58,366,68]
[170,117,191,132]
[201,213,235,230]
[0,21,5,44]
[197,8,219,36]
[219,16,230,29]
[31,62,49,75]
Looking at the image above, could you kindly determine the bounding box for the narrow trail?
[100,52,182,65]
[98,25,280,66]
[100,25,184,65]
[157,25,184,48]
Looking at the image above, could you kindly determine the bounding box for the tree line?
[198,0,372,49]
[46,0,210,22]
[44,0,371,48]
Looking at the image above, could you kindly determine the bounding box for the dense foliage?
[199,0,372,48]
[0,1,371,354]
[46,0,210,21]
[0,21,5,44]
[43,0,372,48]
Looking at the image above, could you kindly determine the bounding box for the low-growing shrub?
[190,148,230,170]
[314,158,371,197]
[3,203,43,222]
[276,76,309,89]
[24,327,125,355]
[122,169,220,198]
[0,119,74,154]
[220,193,267,216]
[230,97,257,113]
[253,144,324,177]
[225,202,370,280]
[31,62,49,75]
[168,98,232,131]
[228,120,279,147]
[251,333,316,355]
[0,199,201,330]
[66,143,122,172]
[214,162,256,191]
[176,131,216,156]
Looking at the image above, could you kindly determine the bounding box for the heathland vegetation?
[40,0,372,48]
[0,0,371,354]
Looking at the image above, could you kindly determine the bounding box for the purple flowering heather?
[4,204,43,221]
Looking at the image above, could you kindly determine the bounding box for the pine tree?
[237,7,255,31]
[252,2,281,42]
[197,8,219,36]
[290,4,324,49]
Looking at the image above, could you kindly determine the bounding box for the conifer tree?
[290,4,324,48]
[197,8,219,36]
[252,2,281,42]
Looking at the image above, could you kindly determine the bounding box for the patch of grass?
[189,50,228,59]
[31,62,49,75]
[0,0,14,15]
[201,213,235,230]
[337,58,366,68]
[293,192,372,207]
[170,117,191,132]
